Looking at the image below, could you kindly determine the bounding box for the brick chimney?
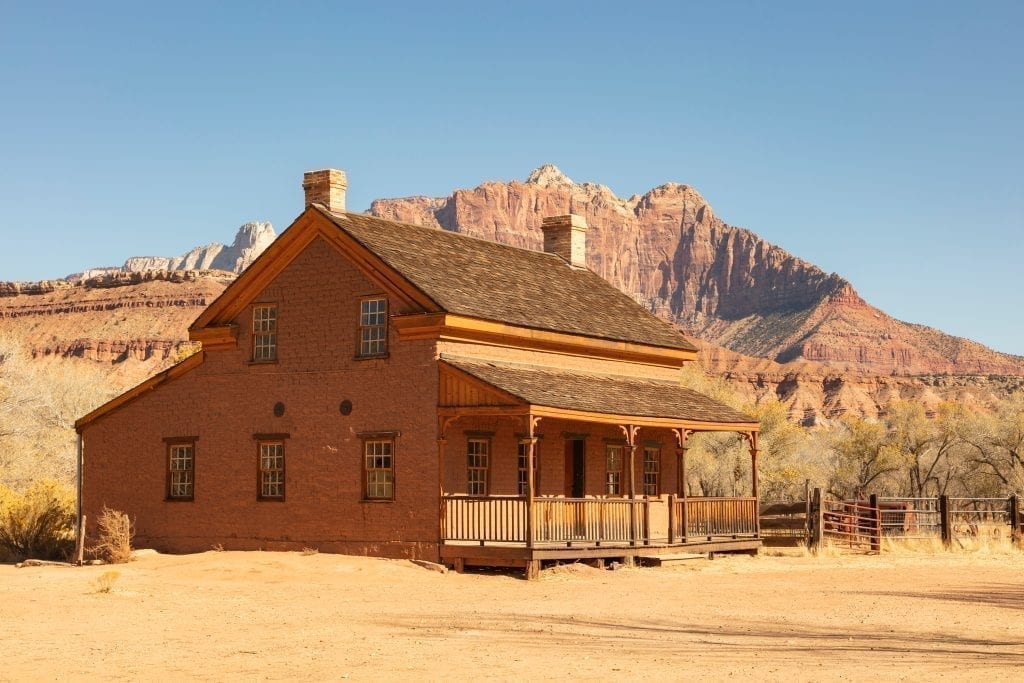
[302,168,348,213]
[541,214,588,268]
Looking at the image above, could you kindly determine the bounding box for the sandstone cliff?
[0,272,230,392]
[370,164,1024,377]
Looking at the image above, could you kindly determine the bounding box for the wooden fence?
[760,489,1024,552]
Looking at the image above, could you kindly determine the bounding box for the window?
[364,438,395,500]
[166,440,195,500]
[517,440,539,496]
[467,438,490,496]
[358,296,388,357]
[258,441,285,499]
[643,446,660,496]
[605,444,623,495]
[252,304,278,361]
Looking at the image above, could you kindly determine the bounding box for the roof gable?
[189,210,440,333]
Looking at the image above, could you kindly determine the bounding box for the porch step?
[639,552,707,567]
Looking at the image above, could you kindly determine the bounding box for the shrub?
[0,480,76,562]
[89,506,134,564]
[93,570,121,593]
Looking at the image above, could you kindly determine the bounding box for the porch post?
[747,430,761,538]
[674,428,691,543]
[524,415,539,550]
[747,431,760,501]
[621,425,639,546]
[437,415,455,549]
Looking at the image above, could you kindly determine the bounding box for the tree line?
[682,366,1024,502]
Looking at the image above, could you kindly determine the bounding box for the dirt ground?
[2,548,1022,681]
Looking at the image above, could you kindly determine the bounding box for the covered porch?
[436,357,762,577]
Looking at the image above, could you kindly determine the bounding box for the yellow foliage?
[0,480,76,561]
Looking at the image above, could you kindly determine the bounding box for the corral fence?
[760,488,1024,553]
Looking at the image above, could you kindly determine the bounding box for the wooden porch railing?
[673,496,759,539]
[532,498,647,545]
[442,495,759,546]
[442,495,527,543]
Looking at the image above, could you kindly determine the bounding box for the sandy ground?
[2,548,1022,681]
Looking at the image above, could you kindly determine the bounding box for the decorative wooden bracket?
[519,413,543,438]
[438,415,458,442]
[740,430,760,457]
[618,424,641,447]
[671,428,695,450]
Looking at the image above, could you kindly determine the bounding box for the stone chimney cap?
[540,213,588,269]
[541,214,588,231]
[303,168,348,213]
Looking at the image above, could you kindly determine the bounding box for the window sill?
[164,497,194,503]
[248,359,279,366]
[354,353,389,361]
[257,497,286,502]
[360,498,395,504]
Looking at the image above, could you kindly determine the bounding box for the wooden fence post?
[869,494,881,553]
[1010,494,1020,545]
[939,494,952,547]
[809,487,823,550]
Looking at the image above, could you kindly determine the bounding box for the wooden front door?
[564,439,585,498]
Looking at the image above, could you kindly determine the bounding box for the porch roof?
[440,356,757,430]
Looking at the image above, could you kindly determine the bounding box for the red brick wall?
[82,236,441,560]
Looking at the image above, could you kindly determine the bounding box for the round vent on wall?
[339,400,353,416]
[273,402,285,417]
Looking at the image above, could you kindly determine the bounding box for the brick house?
[76,168,762,577]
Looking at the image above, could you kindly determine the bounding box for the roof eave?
[396,312,697,368]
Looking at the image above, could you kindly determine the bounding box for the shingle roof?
[442,356,755,426]
[318,208,697,352]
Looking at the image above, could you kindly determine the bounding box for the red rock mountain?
[371,164,1024,377]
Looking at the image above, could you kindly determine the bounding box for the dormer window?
[358,296,388,357]
[252,304,277,361]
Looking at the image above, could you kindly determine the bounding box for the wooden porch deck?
[440,495,761,577]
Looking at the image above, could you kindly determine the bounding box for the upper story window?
[166,439,195,501]
[252,304,278,362]
[358,296,388,357]
[605,444,623,495]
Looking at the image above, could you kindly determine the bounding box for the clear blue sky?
[1,2,1021,355]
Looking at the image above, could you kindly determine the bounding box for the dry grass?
[881,524,1023,556]
[300,547,318,556]
[92,570,120,594]
[89,507,133,564]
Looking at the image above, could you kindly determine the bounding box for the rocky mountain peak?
[525,164,574,187]
[118,221,277,275]
[232,221,275,248]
